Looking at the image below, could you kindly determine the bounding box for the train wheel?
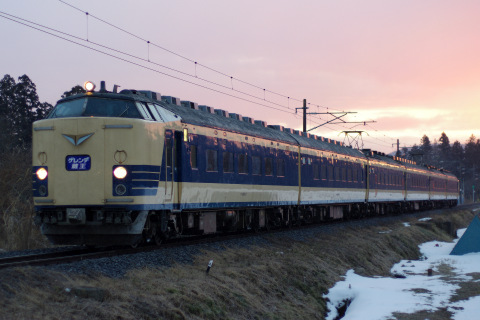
[130,238,141,249]
[154,232,163,246]
[265,214,271,231]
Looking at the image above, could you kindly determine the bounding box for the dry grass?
[0,148,49,251]
[0,207,475,319]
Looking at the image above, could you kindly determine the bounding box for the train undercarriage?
[36,199,458,247]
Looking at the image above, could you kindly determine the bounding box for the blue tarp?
[450,214,480,255]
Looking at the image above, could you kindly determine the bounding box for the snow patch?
[418,217,432,222]
[324,228,480,320]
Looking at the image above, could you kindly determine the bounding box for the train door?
[365,162,370,202]
[174,130,184,206]
[428,176,432,200]
[164,130,174,201]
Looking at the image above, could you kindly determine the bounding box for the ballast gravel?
[0,208,452,278]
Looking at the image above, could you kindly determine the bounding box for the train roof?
[153,95,365,158]
[55,88,457,179]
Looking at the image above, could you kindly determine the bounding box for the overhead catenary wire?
[1,4,398,152]
[0,11,294,115]
[57,0,338,109]
[0,10,294,113]
[57,0,395,143]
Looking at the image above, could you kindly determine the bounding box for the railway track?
[1,204,476,270]
[0,231,254,270]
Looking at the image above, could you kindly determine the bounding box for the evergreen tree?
[420,135,432,164]
[450,140,464,176]
[438,132,451,162]
[61,85,86,99]
[0,74,53,149]
[465,135,477,168]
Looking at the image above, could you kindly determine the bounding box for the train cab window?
[252,156,261,175]
[277,159,285,177]
[265,158,273,176]
[239,154,248,174]
[152,104,179,122]
[223,152,234,173]
[206,149,218,172]
[190,145,198,169]
[49,97,143,119]
[136,102,154,120]
[147,103,163,121]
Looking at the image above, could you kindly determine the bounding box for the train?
[32,81,459,247]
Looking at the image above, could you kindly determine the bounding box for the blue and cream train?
[32,81,459,246]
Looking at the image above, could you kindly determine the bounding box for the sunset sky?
[2,0,479,153]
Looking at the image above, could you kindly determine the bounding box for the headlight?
[36,168,48,180]
[113,166,127,179]
[84,81,96,92]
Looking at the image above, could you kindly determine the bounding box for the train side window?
[166,138,172,167]
[239,154,248,174]
[190,145,198,169]
[252,156,261,175]
[335,167,340,181]
[321,164,327,180]
[265,157,273,176]
[313,164,319,180]
[328,165,334,181]
[342,167,346,182]
[223,151,234,173]
[347,168,352,182]
[206,149,218,172]
[277,159,285,177]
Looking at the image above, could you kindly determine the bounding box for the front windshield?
[48,97,143,119]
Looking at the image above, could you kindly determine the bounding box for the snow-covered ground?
[324,225,480,320]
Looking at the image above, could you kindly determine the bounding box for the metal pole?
[303,99,307,133]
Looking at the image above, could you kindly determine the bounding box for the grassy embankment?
[0,148,48,251]
[0,205,476,319]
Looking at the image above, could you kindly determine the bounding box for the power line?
[0,11,294,115]
[0,10,296,113]
[1,6,397,152]
[58,0,345,111]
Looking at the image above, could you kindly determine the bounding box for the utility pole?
[295,99,375,135]
[296,99,308,133]
[302,99,307,133]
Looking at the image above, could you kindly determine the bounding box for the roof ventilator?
[162,96,181,106]
[242,117,254,124]
[198,105,215,114]
[181,101,199,110]
[254,120,268,127]
[268,125,284,131]
[214,109,229,117]
[229,113,243,121]
[138,90,162,101]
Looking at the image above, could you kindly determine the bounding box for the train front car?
[32,82,180,246]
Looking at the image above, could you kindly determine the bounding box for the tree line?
[0,73,478,200]
[400,132,479,201]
